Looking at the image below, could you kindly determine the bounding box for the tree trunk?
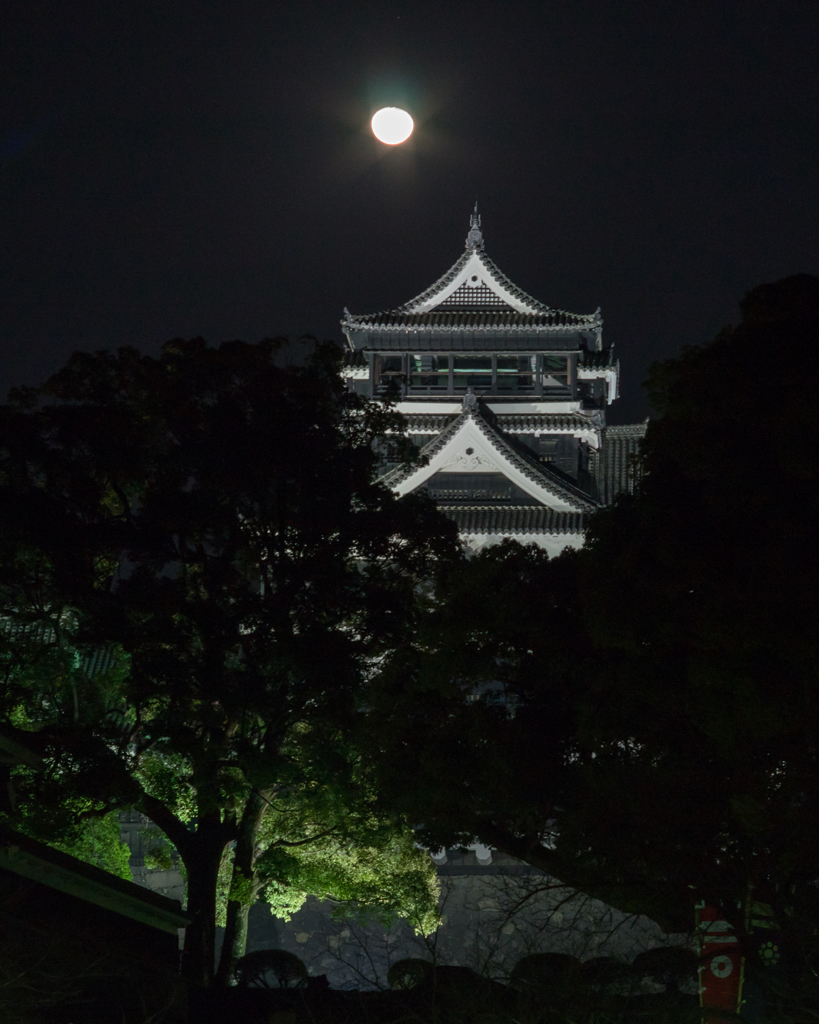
[179,817,234,989]
[215,790,269,985]
[217,899,254,985]
[136,793,235,989]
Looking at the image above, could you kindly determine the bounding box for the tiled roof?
[343,310,594,333]
[402,415,458,432]
[489,425,597,512]
[398,248,598,320]
[402,412,601,436]
[347,334,584,352]
[441,506,587,536]
[342,239,602,334]
[604,422,650,438]
[0,617,119,679]
[593,421,648,504]
[0,823,190,932]
[342,349,367,367]
[490,413,602,433]
[578,348,616,369]
[382,403,598,513]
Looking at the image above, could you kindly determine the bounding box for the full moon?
[371,107,414,145]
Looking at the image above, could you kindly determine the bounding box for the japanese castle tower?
[342,208,645,554]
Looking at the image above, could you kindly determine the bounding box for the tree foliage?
[367,275,819,941]
[0,336,458,987]
[573,273,819,928]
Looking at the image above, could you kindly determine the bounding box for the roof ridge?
[477,252,569,318]
[393,250,473,313]
[379,412,468,489]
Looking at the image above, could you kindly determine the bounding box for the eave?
[441,505,588,536]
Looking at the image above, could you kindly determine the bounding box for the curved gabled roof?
[393,246,595,321]
[341,209,602,337]
[381,400,598,513]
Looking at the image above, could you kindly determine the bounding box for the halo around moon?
[371,107,414,145]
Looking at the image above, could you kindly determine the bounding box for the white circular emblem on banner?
[711,955,733,978]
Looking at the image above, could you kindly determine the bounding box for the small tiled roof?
[489,413,602,433]
[578,348,616,369]
[402,412,601,435]
[441,506,587,536]
[604,422,650,438]
[1,617,119,679]
[402,414,458,432]
[342,349,367,368]
[594,421,648,504]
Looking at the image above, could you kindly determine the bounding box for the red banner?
[696,903,744,1022]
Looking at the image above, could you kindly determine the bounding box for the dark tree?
[367,275,819,944]
[573,274,819,930]
[0,337,458,988]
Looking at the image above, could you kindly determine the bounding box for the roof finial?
[466,201,483,251]
[462,387,479,413]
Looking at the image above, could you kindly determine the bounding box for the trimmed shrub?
[387,958,434,990]
[233,949,308,990]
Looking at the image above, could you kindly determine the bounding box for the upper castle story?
[340,206,618,416]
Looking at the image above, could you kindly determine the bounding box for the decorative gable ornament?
[443,446,497,471]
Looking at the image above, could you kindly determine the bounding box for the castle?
[341,206,645,552]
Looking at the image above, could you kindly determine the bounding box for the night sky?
[3,1,818,423]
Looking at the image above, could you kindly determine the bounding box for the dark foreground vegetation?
[2,275,819,1021]
[197,966,702,1024]
[8,938,819,1024]
[366,274,819,943]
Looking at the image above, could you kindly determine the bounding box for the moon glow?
[371,107,414,145]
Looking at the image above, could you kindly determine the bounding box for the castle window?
[496,355,536,392]
[374,355,404,393]
[542,355,569,390]
[395,352,574,397]
[425,471,539,504]
[409,354,449,391]
[452,356,492,390]
[427,472,515,502]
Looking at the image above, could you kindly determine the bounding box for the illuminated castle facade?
[342,208,645,553]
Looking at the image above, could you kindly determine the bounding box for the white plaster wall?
[464,533,584,557]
